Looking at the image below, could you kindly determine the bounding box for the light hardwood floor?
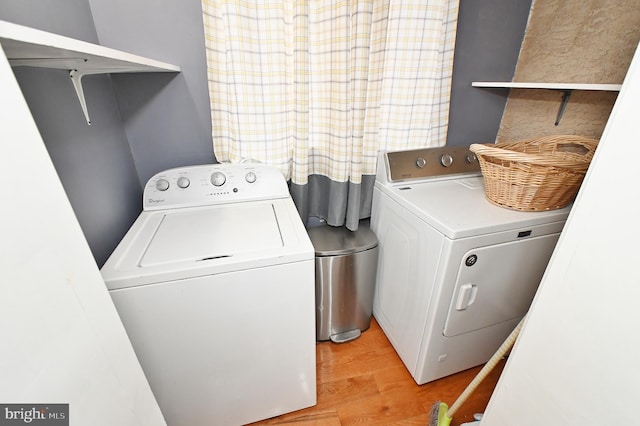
[251,318,505,426]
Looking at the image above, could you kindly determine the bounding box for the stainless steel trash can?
[307,222,378,343]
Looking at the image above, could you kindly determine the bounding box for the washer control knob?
[155,178,170,191]
[177,177,190,188]
[466,153,478,164]
[245,171,257,183]
[440,154,454,167]
[416,157,427,168]
[210,171,226,187]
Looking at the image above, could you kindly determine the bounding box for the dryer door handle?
[455,283,478,311]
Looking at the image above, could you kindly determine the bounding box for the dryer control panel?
[380,146,481,184]
[143,163,290,210]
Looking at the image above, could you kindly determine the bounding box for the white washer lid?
[101,198,314,290]
[140,203,282,267]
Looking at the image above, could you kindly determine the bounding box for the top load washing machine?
[101,163,316,426]
[370,146,571,385]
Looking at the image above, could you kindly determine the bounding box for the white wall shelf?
[472,81,622,125]
[0,20,181,124]
[471,81,622,91]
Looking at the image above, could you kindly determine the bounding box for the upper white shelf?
[472,81,622,126]
[0,20,180,73]
[472,81,622,91]
[0,20,180,124]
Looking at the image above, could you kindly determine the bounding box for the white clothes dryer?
[371,146,571,385]
[101,163,316,426]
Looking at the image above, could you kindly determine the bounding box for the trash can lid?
[307,223,378,256]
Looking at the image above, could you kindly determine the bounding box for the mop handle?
[447,316,526,417]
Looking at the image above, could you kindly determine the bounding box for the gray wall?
[88,0,215,185]
[0,0,142,267]
[1,0,530,266]
[447,0,532,146]
[0,0,213,267]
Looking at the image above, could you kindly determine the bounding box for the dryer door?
[443,233,560,337]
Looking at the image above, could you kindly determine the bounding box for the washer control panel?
[143,163,290,210]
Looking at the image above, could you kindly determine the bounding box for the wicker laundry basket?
[469,135,598,211]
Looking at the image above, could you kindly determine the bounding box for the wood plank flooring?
[251,318,506,426]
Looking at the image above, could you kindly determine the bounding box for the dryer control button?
[210,172,226,186]
[440,154,454,167]
[416,157,427,168]
[155,179,170,191]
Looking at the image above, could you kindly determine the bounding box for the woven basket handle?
[470,143,591,171]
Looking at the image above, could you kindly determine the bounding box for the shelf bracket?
[69,69,92,125]
[555,90,572,126]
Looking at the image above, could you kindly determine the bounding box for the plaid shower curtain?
[201,0,459,229]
